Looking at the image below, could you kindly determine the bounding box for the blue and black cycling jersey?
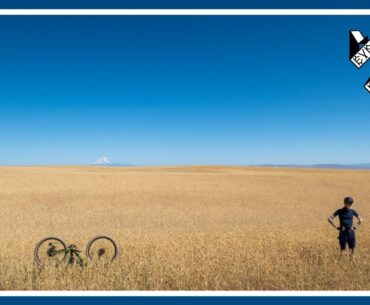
[333,208,359,228]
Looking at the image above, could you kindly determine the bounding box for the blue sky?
[0,16,369,165]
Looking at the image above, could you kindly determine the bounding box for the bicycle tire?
[34,236,67,266]
[86,236,118,262]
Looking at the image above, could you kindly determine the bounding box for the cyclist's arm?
[356,214,363,226]
[328,213,339,230]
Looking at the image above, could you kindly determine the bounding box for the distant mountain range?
[91,157,370,169]
[256,163,370,170]
[92,157,132,167]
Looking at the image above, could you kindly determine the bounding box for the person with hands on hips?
[328,197,363,256]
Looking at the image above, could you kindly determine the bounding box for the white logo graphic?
[350,31,370,69]
[350,30,370,93]
[365,78,370,93]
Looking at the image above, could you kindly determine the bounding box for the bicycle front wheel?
[86,236,118,263]
[34,236,67,266]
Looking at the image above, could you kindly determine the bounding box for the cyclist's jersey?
[333,208,359,228]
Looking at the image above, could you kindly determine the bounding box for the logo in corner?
[364,77,370,93]
[350,30,370,69]
[350,31,370,93]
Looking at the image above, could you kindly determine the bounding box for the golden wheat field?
[0,166,370,290]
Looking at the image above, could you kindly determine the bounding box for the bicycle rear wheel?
[86,236,118,263]
[34,236,67,266]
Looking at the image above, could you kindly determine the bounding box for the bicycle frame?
[49,244,86,267]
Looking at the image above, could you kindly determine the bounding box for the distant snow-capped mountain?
[92,157,132,167]
[93,157,112,165]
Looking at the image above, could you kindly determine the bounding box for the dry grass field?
[1,166,370,290]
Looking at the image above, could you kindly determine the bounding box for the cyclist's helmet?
[344,197,354,205]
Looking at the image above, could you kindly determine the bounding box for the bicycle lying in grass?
[34,236,118,267]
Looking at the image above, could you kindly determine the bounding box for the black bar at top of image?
[0,0,370,9]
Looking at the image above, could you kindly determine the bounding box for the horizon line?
[0,163,370,169]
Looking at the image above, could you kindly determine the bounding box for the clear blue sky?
[0,16,369,165]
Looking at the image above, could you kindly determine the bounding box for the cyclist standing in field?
[328,197,363,256]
